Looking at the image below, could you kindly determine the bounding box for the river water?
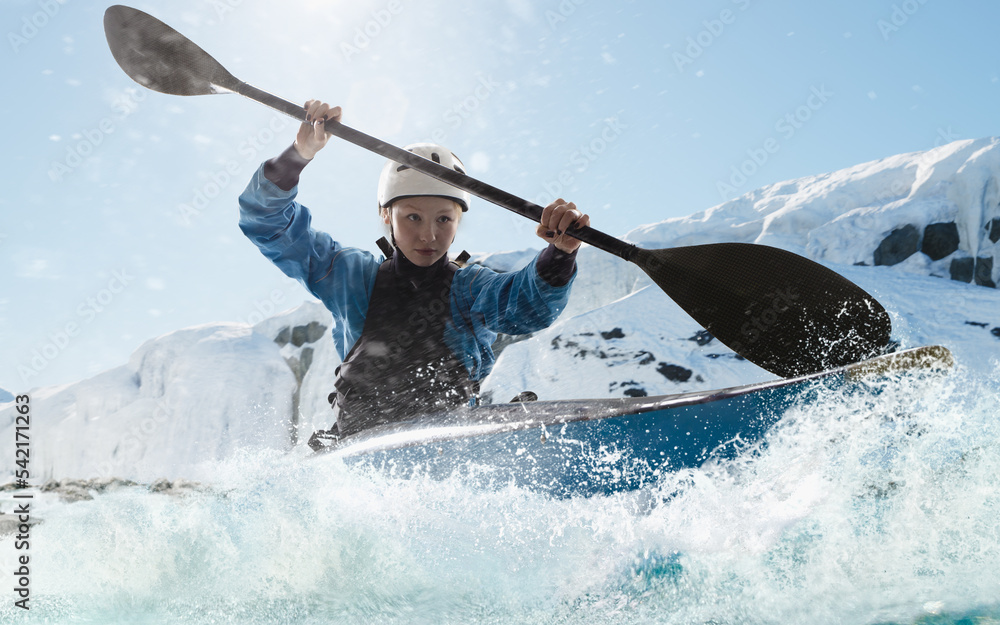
[2,365,999,624]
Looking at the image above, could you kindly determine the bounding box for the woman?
[239,101,590,440]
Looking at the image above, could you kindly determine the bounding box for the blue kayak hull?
[319,346,952,498]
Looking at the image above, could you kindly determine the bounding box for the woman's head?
[381,197,462,266]
[377,143,471,265]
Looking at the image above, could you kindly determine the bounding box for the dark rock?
[285,356,303,382]
[148,479,206,495]
[707,352,747,361]
[149,478,173,493]
[305,321,327,343]
[874,225,919,266]
[274,327,291,346]
[88,477,138,492]
[990,218,1000,244]
[301,347,314,372]
[921,222,960,261]
[992,328,1000,339]
[0,511,41,535]
[975,257,996,287]
[656,362,693,383]
[637,351,656,365]
[34,478,140,503]
[611,381,647,397]
[44,482,92,502]
[509,391,538,403]
[689,330,714,346]
[601,328,626,340]
[291,321,327,347]
[965,321,989,328]
[950,257,974,283]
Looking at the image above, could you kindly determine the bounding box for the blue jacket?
[238,164,576,381]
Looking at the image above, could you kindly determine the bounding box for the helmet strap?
[375,236,394,258]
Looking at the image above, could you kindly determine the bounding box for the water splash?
[3,365,999,624]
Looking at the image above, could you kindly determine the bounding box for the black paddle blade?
[104,5,241,96]
[634,243,892,377]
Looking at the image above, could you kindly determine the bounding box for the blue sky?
[3,0,1000,390]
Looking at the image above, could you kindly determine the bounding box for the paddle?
[103,4,892,378]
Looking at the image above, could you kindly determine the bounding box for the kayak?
[312,346,953,498]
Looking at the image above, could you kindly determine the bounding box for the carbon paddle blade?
[104,5,241,96]
[633,243,892,377]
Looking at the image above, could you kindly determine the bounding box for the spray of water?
[2,364,998,624]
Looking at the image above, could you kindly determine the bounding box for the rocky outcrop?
[874,225,920,266]
[275,321,327,348]
[951,257,975,283]
[976,257,996,288]
[921,222,960,261]
[657,363,694,383]
[871,220,998,288]
[271,322,328,445]
[949,256,996,287]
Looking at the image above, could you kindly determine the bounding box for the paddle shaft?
[236,82,637,262]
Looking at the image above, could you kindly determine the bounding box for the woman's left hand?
[536,199,590,253]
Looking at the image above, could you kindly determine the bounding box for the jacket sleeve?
[457,253,576,336]
[237,158,380,358]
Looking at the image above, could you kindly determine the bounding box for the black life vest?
[331,246,478,436]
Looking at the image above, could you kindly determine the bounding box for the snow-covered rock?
[250,300,340,444]
[1,324,296,481]
[623,137,1000,281]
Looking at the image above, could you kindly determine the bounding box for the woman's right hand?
[293,100,342,160]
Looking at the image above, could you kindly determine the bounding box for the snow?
[3,138,999,481]
[623,138,1000,265]
[4,324,296,482]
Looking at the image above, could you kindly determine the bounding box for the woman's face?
[383,196,462,267]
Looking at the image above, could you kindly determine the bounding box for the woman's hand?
[536,199,590,253]
[293,100,342,160]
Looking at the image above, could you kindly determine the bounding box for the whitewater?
[2,367,998,624]
[2,138,1000,623]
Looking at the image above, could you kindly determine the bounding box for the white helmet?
[377,143,471,212]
